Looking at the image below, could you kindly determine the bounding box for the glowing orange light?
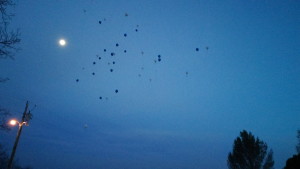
[9,119,18,126]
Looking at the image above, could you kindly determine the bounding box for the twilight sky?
[0,0,299,169]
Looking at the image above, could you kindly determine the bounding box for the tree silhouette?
[0,144,9,169]
[0,0,21,60]
[1,0,21,83]
[227,130,274,169]
[283,130,300,169]
[0,108,11,131]
[283,154,300,169]
[296,130,300,154]
[0,144,32,169]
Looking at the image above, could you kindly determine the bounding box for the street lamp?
[9,119,17,126]
[9,119,27,127]
[7,101,31,169]
[7,119,29,169]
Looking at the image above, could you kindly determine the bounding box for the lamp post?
[7,101,30,169]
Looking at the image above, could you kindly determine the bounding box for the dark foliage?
[227,130,274,169]
[297,130,300,154]
[0,144,32,169]
[0,144,9,169]
[284,154,300,169]
[0,108,10,131]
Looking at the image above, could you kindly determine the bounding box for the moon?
[58,39,66,46]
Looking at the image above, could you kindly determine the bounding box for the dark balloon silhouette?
[196,48,199,51]
[206,46,209,50]
[74,12,180,102]
[157,55,161,62]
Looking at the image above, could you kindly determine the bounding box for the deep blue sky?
[0,0,299,169]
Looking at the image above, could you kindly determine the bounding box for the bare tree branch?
[0,0,15,24]
[0,0,20,82]
[0,77,9,82]
[0,0,20,60]
[0,27,21,59]
[0,108,11,131]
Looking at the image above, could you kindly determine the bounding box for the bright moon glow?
[59,39,66,46]
[9,119,18,126]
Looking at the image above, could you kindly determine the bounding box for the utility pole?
[7,101,31,169]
